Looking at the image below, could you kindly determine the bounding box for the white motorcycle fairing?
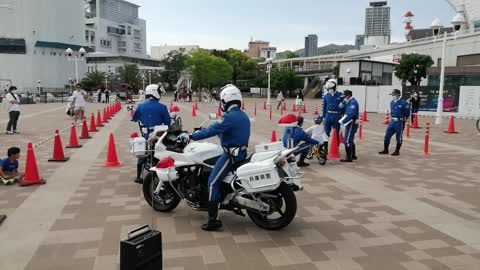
[183,142,223,167]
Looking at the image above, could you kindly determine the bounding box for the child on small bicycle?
[305,115,329,162]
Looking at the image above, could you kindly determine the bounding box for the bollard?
[358,116,363,140]
[424,122,430,156]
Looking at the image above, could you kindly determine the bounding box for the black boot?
[340,146,353,162]
[297,154,310,167]
[324,142,329,155]
[351,144,357,160]
[134,164,143,184]
[379,142,389,155]
[391,143,402,156]
[202,202,222,231]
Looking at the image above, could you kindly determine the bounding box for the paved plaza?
[0,98,480,270]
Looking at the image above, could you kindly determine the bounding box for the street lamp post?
[65,47,86,83]
[148,70,152,85]
[104,74,108,90]
[141,73,146,90]
[266,58,273,105]
[68,78,73,94]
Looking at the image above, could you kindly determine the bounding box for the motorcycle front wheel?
[143,172,181,212]
[246,183,297,230]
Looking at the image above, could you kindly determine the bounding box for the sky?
[130,0,456,52]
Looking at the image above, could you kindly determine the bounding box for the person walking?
[379,89,411,156]
[105,88,110,103]
[72,83,88,123]
[408,92,420,124]
[339,90,359,162]
[276,91,284,110]
[5,86,21,135]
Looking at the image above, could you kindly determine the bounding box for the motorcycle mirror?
[208,113,218,120]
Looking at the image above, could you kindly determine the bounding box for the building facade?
[304,34,318,57]
[364,1,391,47]
[245,40,270,59]
[150,45,199,59]
[355,34,365,50]
[0,0,86,91]
[84,0,147,56]
[447,0,480,29]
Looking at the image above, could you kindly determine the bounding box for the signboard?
[402,86,460,113]
[459,86,480,117]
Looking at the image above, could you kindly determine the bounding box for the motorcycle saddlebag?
[120,225,162,270]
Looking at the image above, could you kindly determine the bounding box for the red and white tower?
[404,11,414,41]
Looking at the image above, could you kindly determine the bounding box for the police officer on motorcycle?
[190,84,250,231]
[338,90,359,162]
[379,89,410,156]
[131,84,171,184]
[322,79,343,151]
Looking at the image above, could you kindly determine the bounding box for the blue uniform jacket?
[322,92,344,118]
[131,99,171,128]
[191,107,250,148]
[339,98,360,125]
[282,127,319,148]
[390,99,410,119]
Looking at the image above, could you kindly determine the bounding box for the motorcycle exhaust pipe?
[233,196,270,212]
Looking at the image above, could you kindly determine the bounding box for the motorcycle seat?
[233,155,252,171]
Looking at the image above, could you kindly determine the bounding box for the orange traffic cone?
[48,130,69,162]
[313,105,319,116]
[363,111,368,122]
[254,103,257,116]
[80,119,91,139]
[340,132,345,144]
[192,105,197,117]
[412,113,421,129]
[217,104,222,117]
[292,103,297,112]
[241,102,245,110]
[96,110,104,127]
[283,102,286,111]
[102,108,109,124]
[19,143,46,186]
[271,130,277,142]
[359,116,363,140]
[303,105,307,114]
[89,113,98,132]
[444,116,458,134]
[195,101,199,110]
[280,107,284,116]
[263,101,267,110]
[103,133,122,167]
[269,105,272,120]
[298,107,302,116]
[406,122,411,139]
[107,106,112,119]
[384,111,390,125]
[66,123,82,148]
[424,122,431,156]
[328,129,341,159]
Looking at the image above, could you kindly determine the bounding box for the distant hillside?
[277,44,355,59]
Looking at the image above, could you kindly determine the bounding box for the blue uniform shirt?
[132,98,171,128]
[0,158,18,174]
[322,91,344,118]
[191,107,250,148]
[282,127,319,148]
[339,98,360,125]
[390,99,410,119]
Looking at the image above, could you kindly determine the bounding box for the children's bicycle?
[308,144,328,165]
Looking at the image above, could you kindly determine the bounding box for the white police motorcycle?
[134,114,304,230]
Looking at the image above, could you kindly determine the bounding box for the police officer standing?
[408,92,420,125]
[131,84,171,183]
[322,79,343,151]
[379,89,410,156]
[190,84,250,231]
[339,90,359,162]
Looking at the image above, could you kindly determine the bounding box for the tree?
[271,69,303,97]
[116,64,141,89]
[394,53,434,86]
[81,70,106,91]
[286,51,300,59]
[186,49,232,89]
[212,48,258,84]
[160,49,188,91]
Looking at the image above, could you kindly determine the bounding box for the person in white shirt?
[276,91,284,110]
[5,86,21,135]
[138,89,145,101]
[305,115,329,159]
[72,83,88,123]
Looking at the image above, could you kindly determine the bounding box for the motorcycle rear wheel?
[247,183,297,230]
[143,172,181,212]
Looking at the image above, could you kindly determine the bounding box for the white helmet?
[145,84,166,100]
[325,79,337,91]
[220,84,242,112]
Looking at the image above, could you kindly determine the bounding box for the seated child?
[282,116,319,167]
[305,115,329,159]
[0,147,24,185]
